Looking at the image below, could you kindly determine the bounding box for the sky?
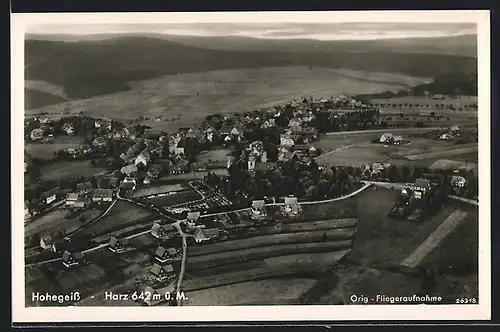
[25,22,477,41]
[18,11,480,41]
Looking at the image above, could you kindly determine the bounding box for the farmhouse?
[154,246,180,264]
[379,133,394,144]
[65,192,81,207]
[30,128,44,140]
[150,222,178,239]
[283,196,302,216]
[439,133,453,140]
[62,123,74,135]
[120,177,137,191]
[41,188,61,205]
[91,189,114,203]
[61,251,86,268]
[280,135,295,148]
[393,136,404,145]
[108,236,132,253]
[193,228,220,243]
[251,200,267,218]
[149,263,176,282]
[92,137,107,148]
[413,178,431,199]
[135,150,151,167]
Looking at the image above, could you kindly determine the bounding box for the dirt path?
[400,209,468,269]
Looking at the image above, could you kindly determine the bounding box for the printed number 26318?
[455,298,477,304]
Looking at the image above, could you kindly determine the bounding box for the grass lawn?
[39,160,108,181]
[77,201,154,238]
[25,136,85,160]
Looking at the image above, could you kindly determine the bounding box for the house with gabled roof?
[283,196,302,216]
[251,200,267,219]
[40,233,62,251]
[154,246,181,263]
[108,236,132,253]
[135,150,151,167]
[61,251,86,268]
[92,136,107,148]
[193,228,220,243]
[149,263,176,282]
[412,178,432,199]
[91,189,114,203]
[150,222,178,239]
[379,133,394,144]
[41,187,61,205]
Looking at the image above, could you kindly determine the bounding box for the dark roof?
[42,187,61,198]
[414,178,431,188]
[155,246,167,257]
[91,189,114,199]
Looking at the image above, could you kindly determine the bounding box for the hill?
[25,37,477,102]
[26,33,477,57]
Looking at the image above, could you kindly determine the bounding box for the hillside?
[25,37,477,103]
[26,33,477,57]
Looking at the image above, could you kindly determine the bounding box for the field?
[187,241,352,272]
[188,228,355,257]
[315,135,478,167]
[301,198,358,220]
[131,183,191,198]
[25,136,85,160]
[195,149,233,167]
[26,66,430,133]
[184,278,317,306]
[39,160,108,181]
[146,190,201,207]
[370,95,478,111]
[76,201,154,238]
[25,208,103,239]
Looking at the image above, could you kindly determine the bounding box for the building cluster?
[438,125,461,140]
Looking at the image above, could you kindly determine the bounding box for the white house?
[379,133,394,143]
[135,150,151,167]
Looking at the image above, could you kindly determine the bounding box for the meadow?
[26,66,430,133]
[25,136,85,160]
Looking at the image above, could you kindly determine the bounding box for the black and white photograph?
[12,10,490,322]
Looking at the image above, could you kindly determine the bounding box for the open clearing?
[25,208,103,239]
[405,145,478,161]
[301,197,358,220]
[184,278,317,306]
[26,66,429,133]
[39,160,108,181]
[25,136,85,160]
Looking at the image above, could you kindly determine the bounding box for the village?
[24,93,479,307]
